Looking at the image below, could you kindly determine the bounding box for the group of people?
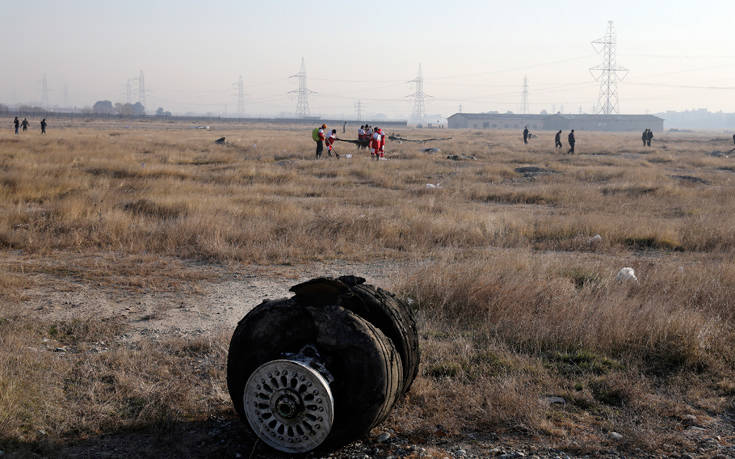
[525,126,576,153]
[314,124,339,159]
[13,116,47,134]
[358,125,386,159]
[641,128,654,147]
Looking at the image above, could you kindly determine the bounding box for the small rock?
[423,147,441,153]
[376,432,391,443]
[609,431,623,441]
[616,267,638,283]
[682,414,698,426]
[214,137,226,144]
[456,449,467,457]
[589,234,602,244]
[234,453,242,458]
[54,347,66,352]
[543,396,566,405]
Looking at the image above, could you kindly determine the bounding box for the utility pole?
[520,75,529,114]
[590,21,628,115]
[41,74,49,108]
[289,57,315,117]
[234,75,245,116]
[407,63,428,126]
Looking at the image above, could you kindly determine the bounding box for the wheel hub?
[243,359,334,453]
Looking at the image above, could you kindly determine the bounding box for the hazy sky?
[2,0,735,118]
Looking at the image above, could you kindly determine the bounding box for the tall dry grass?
[2,122,735,454]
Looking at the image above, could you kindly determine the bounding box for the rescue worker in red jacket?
[326,129,339,158]
[370,126,382,160]
[378,128,386,158]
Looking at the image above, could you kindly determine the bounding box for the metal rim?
[243,359,334,453]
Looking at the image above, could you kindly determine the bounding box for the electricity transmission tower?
[590,21,628,115]
[126,78,134,104]
[407,64,428,125]
[41,74,49,108]
[138,70,146,109]
[289,58,315,117]
[520,75,529,114]
[234,75,245,116]
[355,100,364,121]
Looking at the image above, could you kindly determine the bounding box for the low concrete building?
[448,113,663,132]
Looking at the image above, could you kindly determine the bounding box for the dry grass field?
[1,118,735,457]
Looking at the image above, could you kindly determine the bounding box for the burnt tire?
[290,276,420,397]
[345,282,420,396]
[226,298,402,449]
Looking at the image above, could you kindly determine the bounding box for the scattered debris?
[616,267,638,283]
[514,166,557,177]
[426,183,442,189]
[54,347,67,353]
[389,134,453,143]
[670,175,710,185]
[446,154,477,161]
[542,396,566,405]
[609,432,623,441]
[682,414,700,427]
[589,234,603,245]
[423,147,441,154]
[345,154,352,159]
[376,432,391,443]
[709,150,730,158]
[214,137,226,145]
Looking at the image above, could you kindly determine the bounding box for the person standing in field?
[568,129,576,154]
[314,123,327,159]
[326,129,339,158]
[646,128,653,147]
[378,127,386,159]
[13,116,19,134]
[641,129,648,147]
[21,118,29,132]
[732,133,735,145]
[522,126,529,144]
[40,118,47,135]
[370,126,381,160]
[554,130,562,149]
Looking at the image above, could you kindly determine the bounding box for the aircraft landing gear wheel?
[243,359,334,454]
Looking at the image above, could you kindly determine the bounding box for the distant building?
[447,113,664,132]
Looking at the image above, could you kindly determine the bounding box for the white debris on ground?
[426,183,442,189]
[616,267,638,283]
[589,234,602,244]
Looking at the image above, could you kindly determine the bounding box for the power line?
[590,20,628,114]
